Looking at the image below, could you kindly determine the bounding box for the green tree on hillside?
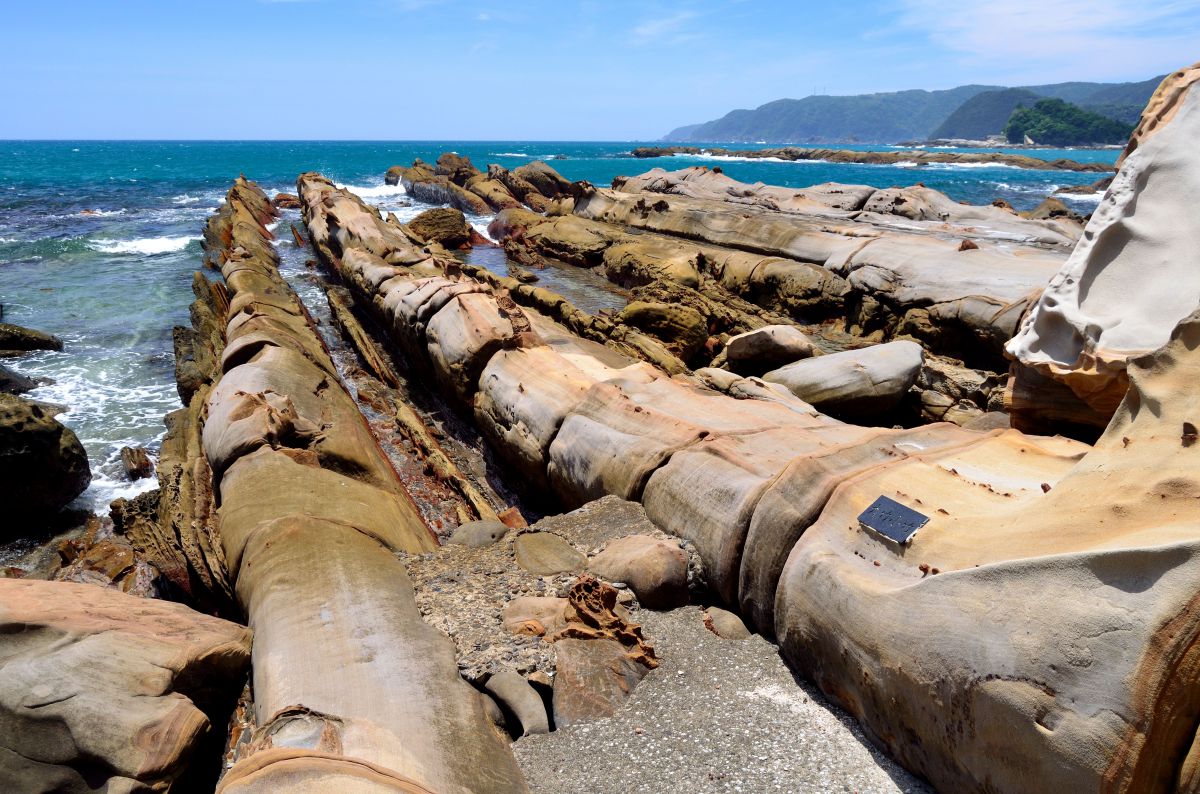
[1004,98,1133,145]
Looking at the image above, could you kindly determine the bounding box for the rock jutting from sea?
[630,145,1115,172]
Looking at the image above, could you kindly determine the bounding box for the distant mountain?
[930,88,1042,140]
[664,75,1164,144]
[1004,98,1134,146]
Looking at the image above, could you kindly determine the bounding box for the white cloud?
[896,0,1200,82]
[631,11,701,45]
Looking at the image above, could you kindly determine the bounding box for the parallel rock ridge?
[198,177,526,793]
[300,81,1200,789]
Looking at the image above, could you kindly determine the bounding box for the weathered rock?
[485,671,550,737]
[409,206,473,248]
[391,160,492,216]
[514,532,586,575]
[0,394,90,524]
[0,578,251,793]
[588,534,688,609]
[616,301,707,361]
[703,606,750,640]
[449,519,512,548]
[466,175,523,212]
[120,445,153,480]
[723,325,816,375]
[0,363,36,394]
[602,238,701,288]
[1007,63,1200,429]
[0,322,62,354]
[513,161,573,199]
[551,638,650,728]
[763,341,924,420]
[502,596,570,637]
[437,152,482,184]
[271,192,301,209]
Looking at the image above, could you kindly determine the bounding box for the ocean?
[0,140,1116,514]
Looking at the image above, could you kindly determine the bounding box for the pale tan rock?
[763,340,924,420]
[703,606,751,640]
[514,532,586,575]
[723,325,817,375]
[502,596,570,637]
[485,671,550,737]
[588,535,688,609]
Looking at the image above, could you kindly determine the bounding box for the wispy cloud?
[896,0,1200,81]
[630,10,702,45]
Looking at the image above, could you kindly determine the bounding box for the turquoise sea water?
[0,140,1117,512]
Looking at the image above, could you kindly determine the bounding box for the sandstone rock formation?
[0,578,251,792]
[202,177,527,793]
[0,322,63,354]
[1007,63,1200,430]
[763,340,924,420]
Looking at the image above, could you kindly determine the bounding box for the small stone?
[589,535,689,610]
[704,607,751,640]
[485,670,550,736]
[119,446,154,481]
[448,519,511,548]
[515,532,585,575]
[724,325,817,375]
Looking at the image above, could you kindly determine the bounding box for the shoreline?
[632,145,1114,172]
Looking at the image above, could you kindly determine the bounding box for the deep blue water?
[0,140,1116,513]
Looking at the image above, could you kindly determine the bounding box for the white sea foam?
[172,193,201,204]
[79,208,127,217]
[491,152,530,158]
[1060,191,1105,203]
[923,161,1023,170]
[88,235,200,255]
[891,161,921,168]
[337,182,408,200]
[0,237,17,243]
[671,153,800,164]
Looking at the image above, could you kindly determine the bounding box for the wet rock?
[552,638,650,728]
[0,322,62,354]
[119,445,153,480]
[485,670,550,737]
[449,519,512,548]
[588,535,688,610]
[515,532,586,575]
[0,394,90,525]
[0,578,251,793]
[271,192,301,210]
[703,606,750,640]
[723,325,817,375]
[409,207,473,248]
[0,363,36,394]
[763,341,924,420]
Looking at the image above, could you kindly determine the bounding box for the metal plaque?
[858,496,929,545]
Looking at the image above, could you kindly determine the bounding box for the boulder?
[501,596,570,637]
[513,161,573,199]
[409,207,473,248]
[449,519,512,548]
[436,152,482,184]
[723,325,816,375]
[485,671,550,737]
[0,394,90,524]
[0,363,35,394]
[551,638,649,728]
[0,323,62,354]
[514,532,586,575]
[271,192,301,209]
[764,341,924,420]
[0,578,251,793]
[588,535,688,609]
[1007,63,1200,429]
[703,607,750,640]
[119,445,153,480]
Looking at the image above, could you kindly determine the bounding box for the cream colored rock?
[425,292,515,406]
[763,341,924,419]
[1007,64,1200,424]
[723,325,816,375]
[775,304,1200,791]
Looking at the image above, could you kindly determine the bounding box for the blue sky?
[2,0,1197,139]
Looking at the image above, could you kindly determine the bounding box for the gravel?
[513,606,930,794]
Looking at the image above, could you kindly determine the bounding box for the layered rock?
[0,578,251,792]
[385,156,573,216]
[776,306,1200,791]
[204,177,527,793]
[763,340,924,420]
[1007,63,1200,430]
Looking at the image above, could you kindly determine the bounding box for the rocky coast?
[630,145,1115,172]
[2,62,1199,793]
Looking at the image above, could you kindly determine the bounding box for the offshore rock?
[0,393,90,524]
[0,578,251,793]
[0,322,63,354]
[1007,63,1200,429]
[513,160,573,199]
[0,363,36,395]
[409,206,473,248]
